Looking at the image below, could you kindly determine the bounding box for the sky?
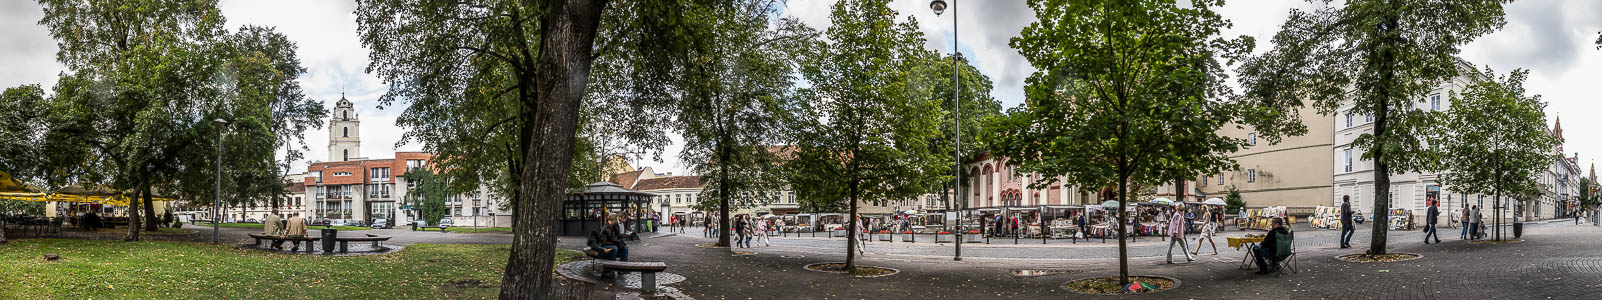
[0,0,1597,177]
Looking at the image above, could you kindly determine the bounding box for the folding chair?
[1271,231,1297,275]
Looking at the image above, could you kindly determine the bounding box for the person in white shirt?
[755,219,771,246]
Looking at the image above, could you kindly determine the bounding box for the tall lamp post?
[213,118,227,244]
[929,0,964,261]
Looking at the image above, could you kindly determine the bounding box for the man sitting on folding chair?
[1251,217,1294,274]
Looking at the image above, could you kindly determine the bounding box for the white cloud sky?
[0,0,1596,177]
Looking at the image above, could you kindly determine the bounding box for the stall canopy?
[0,172,174,206]
[1204,198,1227,205]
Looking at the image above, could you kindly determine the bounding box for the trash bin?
[1512,222,1522,239]
[321,228,338,253]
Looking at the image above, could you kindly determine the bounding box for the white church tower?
[329,94,361,161]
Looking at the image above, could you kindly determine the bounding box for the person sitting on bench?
[600,216,630,261]
[284,213,309,252]
[1252,217,1290,274]
[263,212,284,250]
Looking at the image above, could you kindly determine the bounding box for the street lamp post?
[930,0,966,261]
[213,118,227,244]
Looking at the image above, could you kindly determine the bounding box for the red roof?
[632,176,705,191]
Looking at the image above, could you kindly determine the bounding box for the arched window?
[343,110,349,120]
[343,149,349,161]
[343,127,349,137]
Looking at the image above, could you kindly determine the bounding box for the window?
[343,149,349,161]
[1201,176,1208,186]
[406,159,424,171]
[343,110,348,120]
[1345,114,1353,127]
[1430,94,1441,111]
[1365,113,1372,122]
[371,167,390,180]
[343,127,348,137]
[1247,169,1257,183]
[1344,148,1353,172]
[1217,175,1223,185]
[1248,133,1257,146]
[332,171,352,176]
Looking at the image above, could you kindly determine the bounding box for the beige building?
[1173,105,1335,212]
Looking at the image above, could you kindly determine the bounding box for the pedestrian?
[1167,205,1194,263]
[755,218,771,246]
[1340,195,1355,248]
[704,214,714,238]
[853,214,867,254]
[1192,206,1218,256]
[1461,204,1472,240]
[1075,212,1087,239]
[1424,200,1441,244]
[734,216,749,248]
[1471,205,1483,240]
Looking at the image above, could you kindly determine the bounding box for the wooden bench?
[247,233,320,253]
[414,226,447,232]
[596,260,669,294]
[332,234,393,253]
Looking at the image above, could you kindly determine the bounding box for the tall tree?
[679,2,813,248]
[907,54,1001,213]
[355,0,717,297]
[37,0,228,240]
[789,0,948,272]
[0,84,49,244]
[405,168,451,226]
[1435,68,1557,241]
[1236,0,1511,255]
[992,0,1252,286]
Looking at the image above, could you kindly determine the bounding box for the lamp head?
[930,0,947,16]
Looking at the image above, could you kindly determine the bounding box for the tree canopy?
[1236,0,1512,255]
[1435,68,1557,240]
[788,0,948,272]
[990,0,1253,285]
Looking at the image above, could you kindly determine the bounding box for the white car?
[438,218,454,227]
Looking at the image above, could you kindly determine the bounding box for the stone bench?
[332,234,393,253]
[247,233,320,253]
[596,260,669,294]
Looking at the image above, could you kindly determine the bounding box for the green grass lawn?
[444,226,513,234]
[196,222,372,231]
[0,239,582,299]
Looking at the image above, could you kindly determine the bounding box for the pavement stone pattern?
[620,220,1602,299]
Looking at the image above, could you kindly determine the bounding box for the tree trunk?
[497,1,606,298]
[1175,176,1186,202]
[1367,7,1398,256]
[1494,191,1501,241]
[845,179,859,271]
[717,136,732,248]
[1116,172,1130,286]
[144,189,159,232]
[126,184,144,242]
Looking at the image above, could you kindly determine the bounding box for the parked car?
[243,218,258,223]
[438,218,454,228]
[313,218,331,226]
[331,219,348,226]
[1354,212,1366,224]
[372,219,391,229]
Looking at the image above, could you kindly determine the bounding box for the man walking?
[1340,196,1355,248]
[1424,200,1441,244]
[1470,205,1483,240]
[1461,205,1472,239]
[1166,205,1194,263]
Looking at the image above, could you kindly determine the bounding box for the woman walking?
[1192,206,1219,255]
[755,218,772,246]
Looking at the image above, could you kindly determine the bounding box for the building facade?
[1189,104,1336,211]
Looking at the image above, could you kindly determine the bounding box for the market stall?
[1388,208,1414,230]
[1237,206,1291,231]
[1309,205,1344,230]
[1041,205,1083,239]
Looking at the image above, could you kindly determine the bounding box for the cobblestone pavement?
[599,220,1602,299]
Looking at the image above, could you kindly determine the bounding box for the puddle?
[1011,269,1076,277]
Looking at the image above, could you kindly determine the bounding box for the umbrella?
[1150,198,1174,206]
[904,210,918,215]
[1100,200,1121,208]
[1204,198,1227,205]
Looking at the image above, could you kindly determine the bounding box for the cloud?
[0,0,63,91]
